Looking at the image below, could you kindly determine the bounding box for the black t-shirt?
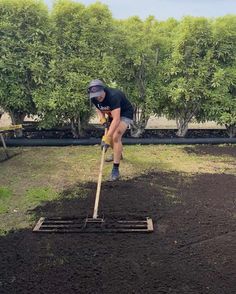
[91,87,133,120]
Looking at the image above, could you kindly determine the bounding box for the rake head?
[33,216,154,233]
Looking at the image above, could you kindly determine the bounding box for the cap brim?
[89,90,104,99]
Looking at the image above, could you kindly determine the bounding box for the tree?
[34,0,115,137]
[151,18,179,119]
[0,0,50,133]
[209,15,236,137]
[111,16,166,137]
[162,17,215,137]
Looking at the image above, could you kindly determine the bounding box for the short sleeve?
[110,95,121,110]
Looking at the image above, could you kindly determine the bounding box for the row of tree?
[0,0,235,137]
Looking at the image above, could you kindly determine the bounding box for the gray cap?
[88,79,105,99]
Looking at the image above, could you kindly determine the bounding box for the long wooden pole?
[93,147,106,219]
[0,133,9,158]
[92,128,107,219]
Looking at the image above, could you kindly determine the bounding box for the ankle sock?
[113,163,119,169]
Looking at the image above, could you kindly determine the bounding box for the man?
[88,79,133,181]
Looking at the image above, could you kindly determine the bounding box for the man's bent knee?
[113,123,127,142]
[113,131,123,143]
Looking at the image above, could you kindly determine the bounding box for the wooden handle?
[93,146,106,219]
[92,128,108,219]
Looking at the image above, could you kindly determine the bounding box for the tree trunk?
[131,55,149,137]
[130,124,145,138]
[9,111,26,137]
[226,124,236,138]
[176,109,196,137]
[176,118,189,137]
[71,116,88,138]
[71,118,80,138]
[0,107,4,119]
[131,108,149,138]
[176,118,180,129]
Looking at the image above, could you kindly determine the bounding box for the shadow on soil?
[183,145,236,157]
[0,171,236,294]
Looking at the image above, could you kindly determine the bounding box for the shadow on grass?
[0,151,22,162]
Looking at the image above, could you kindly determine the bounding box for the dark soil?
[183,145,236,157]
[0,146,236,294]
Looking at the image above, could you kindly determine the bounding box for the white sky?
[44,0,236,20]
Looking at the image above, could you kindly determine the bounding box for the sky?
[44,0,236,20]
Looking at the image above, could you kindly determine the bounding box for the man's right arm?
[96,109,107,126]
[96,108,105,119]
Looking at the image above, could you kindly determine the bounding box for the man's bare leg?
[113,121,128,163]
[109,121,128,180]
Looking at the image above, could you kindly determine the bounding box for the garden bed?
[5,124,231,139]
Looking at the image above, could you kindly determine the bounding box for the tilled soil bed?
[0,146,236,294]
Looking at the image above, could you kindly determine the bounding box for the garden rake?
[33,128,153,233]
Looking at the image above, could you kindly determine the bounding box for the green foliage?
[208,16,236,137]
[0,0,50,124]
[151,18,179,114]
[33,0,115,137]
[111,16,172,136]
[161,17,215,136]
[0,1,235,138]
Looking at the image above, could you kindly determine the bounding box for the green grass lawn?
[0,145,235,234]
